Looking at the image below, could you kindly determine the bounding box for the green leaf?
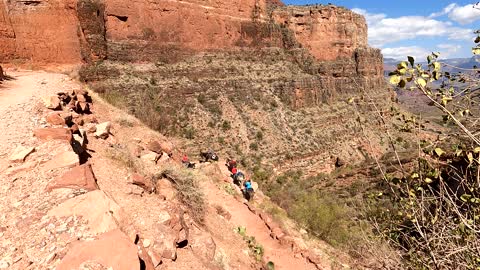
[441,96,452,106]
[434,148,444,156]
[398,79,406,88]
[266,261,275,270]
[416,78,427,88]
[390,75,401,85]
[411,172,419,179]
[427,55,433,64]
[397,62,408,69]
[474,147,480,153]
[467,152,474,164]
[433,62,441,71]
[460,194,472,202]
[432,52,440,58]
[473,47,480,55]
[424,177,433,184]
[475,36,480,43]
[407,56,415,67]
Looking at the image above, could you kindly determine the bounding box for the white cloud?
[429,3,457,18]
[437,43,463,58]
[382,46,431,61]
[353,8,475,47]
[382,44,463,61]
[448,3,480,24]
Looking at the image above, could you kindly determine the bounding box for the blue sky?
[283,1,480,60]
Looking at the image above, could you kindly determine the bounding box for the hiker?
[181,154,196,169]
[226,158,237,172]
[232,170,245,186]
[242,179,255,201]
[200,149,219,162]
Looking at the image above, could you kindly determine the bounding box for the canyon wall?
[0,0,82,64]
[0,0,386,108]
[272,5,368,61]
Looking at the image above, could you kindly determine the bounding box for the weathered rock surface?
[48,190,126,235]
[9,145,35,163]
[46,112,67,126]
[95,122,111,139]
[46,163,99,191]
[42,150,79,171]
[42,95,61,110]
[34,128,72,142]
[56,229,140,270]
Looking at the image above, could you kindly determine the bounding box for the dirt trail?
[0,70,326,270]
[201,164,318,270]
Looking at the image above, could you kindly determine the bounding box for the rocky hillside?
[1,71,357,270]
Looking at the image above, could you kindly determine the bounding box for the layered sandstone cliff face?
[0,0,276,64]
[272,5,367,61]
[0,0,82,64]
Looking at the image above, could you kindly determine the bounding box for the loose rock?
[42,95,61,110]
[42,150,79,171]
[46,163,99,192]
[95,122,111,139]
[34,128,72,142]
[56,229,140,270]
[9,146,35,163]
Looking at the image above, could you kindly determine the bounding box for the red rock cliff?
[0,0,82,64]
[272,5,368,61]
[0,1,379,65]
[0,0,277,64]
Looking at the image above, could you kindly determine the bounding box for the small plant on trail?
[161,167,205,223]
[236,226,265,261]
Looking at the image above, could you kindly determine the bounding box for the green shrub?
[222,120,232,131]
[290,192,351,247]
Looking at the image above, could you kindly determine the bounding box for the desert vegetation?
[368,29,480,269]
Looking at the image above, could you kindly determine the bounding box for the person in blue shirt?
[243,179,254,201]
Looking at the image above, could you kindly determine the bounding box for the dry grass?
[161,164,206,223]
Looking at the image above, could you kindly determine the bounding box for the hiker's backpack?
[236,172,245,182]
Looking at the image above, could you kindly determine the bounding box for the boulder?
[42,151,79,172]
[70,123,80,134]
[155,179,176,201]
[160,141,175,156]
[5,161,37,176]
[9,146,35,163]
[147,140,174,156]
[48,190,126,235]
[84,123,97,134]
[46,163,99,192]
[77,94,87,102]
[95,122,111,139]
[82,114,98,124]
[140,152,160,163]
[34,128,72,142]
[75,101,90,114]
[190,229,216,261]
[46,112,66,126]
[56,229,140,270]
[146,141,163,154]
[131,173,155,193]
[42,95,61,110]
[138,244,155,270]
[151,240,176,261]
